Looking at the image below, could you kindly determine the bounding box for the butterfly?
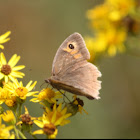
[45,32,102,100]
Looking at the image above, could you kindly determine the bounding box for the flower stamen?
[43,123,56,135]
[1,64,11,75]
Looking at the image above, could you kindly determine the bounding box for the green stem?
[18,103,22,121]
[14,126,20,139]
[18,129,27,139]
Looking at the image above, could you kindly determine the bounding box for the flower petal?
[0,45,4,49]
[61,107,67,115]
[26,80,33,89]
[57,103,62,112]
[34,120,44,128]
[32,129,44,135]
[54,116,64,126]
[51,110,56,123]
[27,81,37,91]
[1,52,7,64]
[12,65,25,71]
[26,91,38,97]
[10,71,25,77]
[5,76,9,83]
[63,113,72,119]
[0,73,4,79]
[8,75,17,83]
[0,31,11,43]
[8,54,17,66]
[9,55,20,67]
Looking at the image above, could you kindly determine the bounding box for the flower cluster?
[0,31,38,139]
[85,0,140,62]
[0,31,88,139]
[30,88,88,138]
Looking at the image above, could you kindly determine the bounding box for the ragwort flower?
[0,116,14,139]
[2,110,16,124]
[0,86,16,107]
[17,106,37,132]
[31,88,62,104]
[33,103,71,139]
[4,79,38,100]
[33,118,58,139]
[0,52,25,83]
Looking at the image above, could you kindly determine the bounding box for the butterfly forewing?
[47,32,102,100]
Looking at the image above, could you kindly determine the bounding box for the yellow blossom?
[2,110,15,124]
[17,106,37,126]
[85,28,126,58]
[85,0,139,60]
[0,116,14,139]
[33,119,58,139]
[33,103,71,138]
[4,79,38,100]
[31,88,62,104]
[44,103,71,126]
[0,31,11,49]
[0,52,25,83]
[0,86,16,107]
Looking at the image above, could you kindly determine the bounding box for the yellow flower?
[33,119,58,139]
[44,103,71,126]
[31,88,62,104]
[0,86,16,107]
[2,110,15,124]
[0,52,25,83]
[4,79,38,100]
[0,31,11,49]
[85,0,139,60]
[4,97,17,107]
[17,106,37,126]
[85,27,126,58]
[0,116,14,139]
[33,103,71,138]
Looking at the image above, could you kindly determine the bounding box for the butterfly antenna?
[40,81,48,89]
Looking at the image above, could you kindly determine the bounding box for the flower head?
[0,31,11,49]
[4,79,38,101]
[2,110,16,124]
[0,86,16,107]
[33,119,58,139]
[17,106,37,131]
[0,52,25,83]
[33,103,71,139]
[0,116,14,139]
[44,103,72,126]
[31,88,62,104]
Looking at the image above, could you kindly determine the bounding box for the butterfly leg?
[57,90,71,103]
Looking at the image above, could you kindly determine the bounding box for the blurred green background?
[0,0,140,139]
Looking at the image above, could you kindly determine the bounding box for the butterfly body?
[46,33,102,100]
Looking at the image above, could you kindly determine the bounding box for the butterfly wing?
[47,32,102,100]
[50,61,101,99]
[52,32,90,76]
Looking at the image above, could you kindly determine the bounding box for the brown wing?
[52,32,90,76]
[50,61,102,100]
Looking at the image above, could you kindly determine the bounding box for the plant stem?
[18,129,27,139]
[14,125,20,139]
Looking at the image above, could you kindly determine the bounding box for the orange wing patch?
[74,53,82,59]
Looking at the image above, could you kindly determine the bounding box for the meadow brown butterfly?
[45,33,102,100]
